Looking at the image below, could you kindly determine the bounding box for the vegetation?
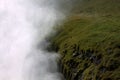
[47,0,120,80]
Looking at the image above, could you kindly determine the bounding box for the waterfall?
[0,0,64,80]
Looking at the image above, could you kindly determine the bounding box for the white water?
[0,0,64,80]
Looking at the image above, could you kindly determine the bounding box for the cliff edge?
[48,0,120,80]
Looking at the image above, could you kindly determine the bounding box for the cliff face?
[48,0,120,80]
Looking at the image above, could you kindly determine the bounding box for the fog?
[0,0,65,80]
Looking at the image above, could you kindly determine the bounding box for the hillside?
[48,0,120,80]
[71,0,120,15]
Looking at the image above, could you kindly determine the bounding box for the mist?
[0,0,67,80]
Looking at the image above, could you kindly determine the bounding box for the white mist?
[0,0,64,80]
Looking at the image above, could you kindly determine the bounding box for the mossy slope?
[48,0,120,80]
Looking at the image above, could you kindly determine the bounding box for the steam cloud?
[0,0,66,80]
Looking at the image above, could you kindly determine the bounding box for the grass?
[47,0,120,80]
[49,15,120,80]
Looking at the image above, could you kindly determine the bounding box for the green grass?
[71,0,120,16]
[50,15,120,80]
[52,16,120,49]
[47,0,120,80]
